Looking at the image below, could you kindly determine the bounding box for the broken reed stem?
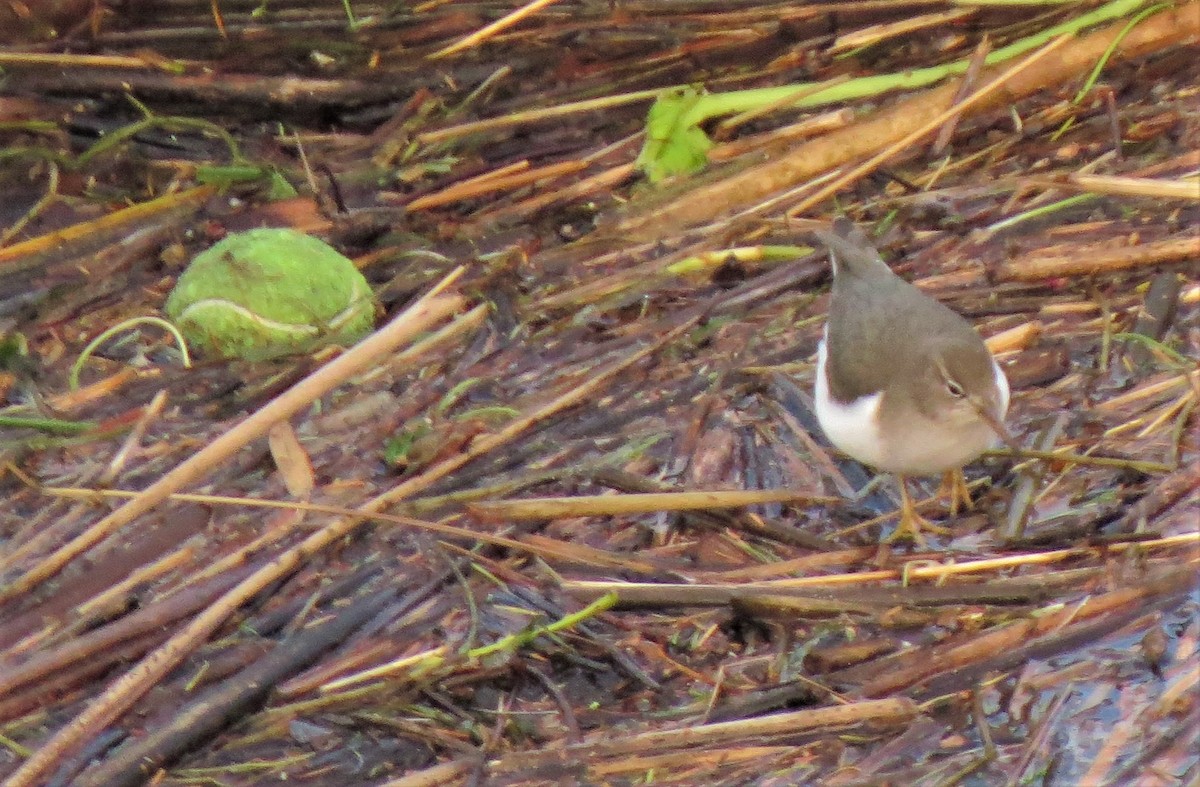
[0,185,217,274]
[785,33,1074,218]
[984,321,1042,354]
[406,159,587,210]
[1024,173,1200,200]
[1,277,466,604]
[324,592,618,693]
[3,271,468,787]
[469,489,837,520]
[613,3,1196,240]
[37,486,612,567]
[562,531,1200,605]
[489,698,917,768]
[429,0,564,59]
[1097,368,1199,411]
[0,52,179,69]
[363,316,701,513]
[997,234,1200,280]
[417,91,662,144]
[7,297,696,787]
[857,567,1196,697]
[988,447,1173,473]
[380,760,477,787]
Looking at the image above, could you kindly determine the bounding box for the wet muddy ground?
[0,2,1197,785]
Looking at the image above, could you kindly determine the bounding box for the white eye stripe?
[945,378,966,397]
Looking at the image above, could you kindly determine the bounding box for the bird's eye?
[946,379,966,398]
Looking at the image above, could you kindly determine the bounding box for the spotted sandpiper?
[812,218,1011,543]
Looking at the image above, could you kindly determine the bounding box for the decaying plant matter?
[0,1,1197,785]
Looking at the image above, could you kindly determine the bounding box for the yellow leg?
[885,476,950,545]
[939,469,974,517]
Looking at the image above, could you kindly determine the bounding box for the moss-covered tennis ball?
[165,228,375,360]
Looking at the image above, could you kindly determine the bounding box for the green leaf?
[265,169,298,199]
[636,86,713,183]
[196,164,297,200]
[632,0,1155,182]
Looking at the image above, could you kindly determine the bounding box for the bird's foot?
[884,507,949,546]
[885,477,949,546]
[938,469,974,517]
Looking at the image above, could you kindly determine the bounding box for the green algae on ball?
[165,228,375,360]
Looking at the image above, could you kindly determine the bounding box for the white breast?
[813,336,1011,477]
[993,357,1011,417]
[814,337,889,469]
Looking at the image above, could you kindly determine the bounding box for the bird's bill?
[970,396,1019,450]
